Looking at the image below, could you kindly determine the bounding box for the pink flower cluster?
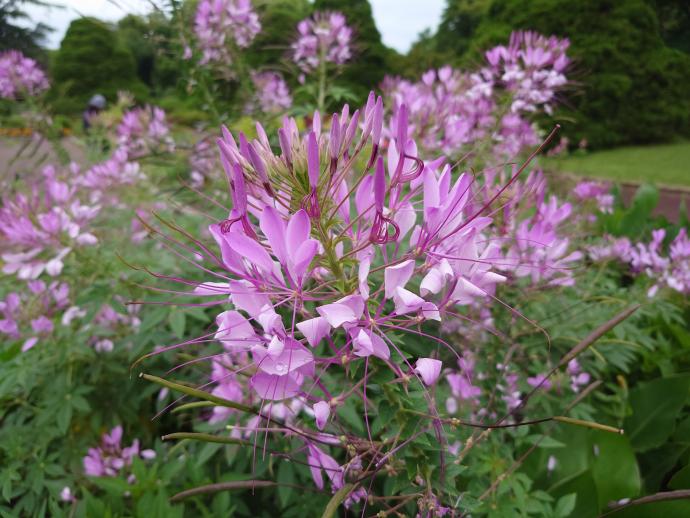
[0,50,49,100]
[83,426,155,478]
[0,280,71,351]
[188,136,217,188]
[88,303,142,353]
[382,31,569,159]
[573,180,614,215]
[470,169,582,287]
[382,66,495,156]
[193,0,261,65]
[591,228,690,297]
[1,165,99,280]
[77,148,145,203]
[116,106,175,159]
[248,71,292,114]
[485,31,569,115]
[503,192,582,287]
[291,11,352,74]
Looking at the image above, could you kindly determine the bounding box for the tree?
[435,0,491,60]
[50,17,147,113]
[0,0,52,60]
[117,15,155,88]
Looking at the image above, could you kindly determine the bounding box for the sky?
[24,0,446,54]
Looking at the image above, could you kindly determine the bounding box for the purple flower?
[116,106,174,159]
[1,165,99,280]
[0,50,49,100]
[194,0,261,65]
[83,426,155,478]
[291,11,352,74]
[248,71,292,114]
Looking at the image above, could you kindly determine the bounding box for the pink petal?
[215,310,259,350]
[316,295,364,327]
[250,372,302,401]
[296,317,331,347]
[415,358,442,385]
[226,232,274,273]
[260,206,287,264]
[393,287,424,315]
[313,401,330,430]
[384,260,415,298]
[286,209,311,251]
[290,239,318,282]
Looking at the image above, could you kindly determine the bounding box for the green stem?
[317,47,327,113]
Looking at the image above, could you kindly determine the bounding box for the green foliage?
[435,0,492,59]
[50,18,148,113]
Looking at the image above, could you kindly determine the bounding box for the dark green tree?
[396,28,453,78]
[0,0,52,60]
[50,17,147,113]
[435,0,491,60]
[649,0,690,53]
[313,0,396,103]
[117,15,155,87]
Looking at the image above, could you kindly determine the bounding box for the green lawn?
[544,141,690,188]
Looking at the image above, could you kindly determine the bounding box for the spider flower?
[247,71,292,115]
[382,31,569,160]
[194,0,261,66]
[0,280,72,351]
[1,165,99,280]
[291,11,352,74]
[0,50,49,100]
[83,426,155,478]
[116,106,175,159]
[147,91,509,412]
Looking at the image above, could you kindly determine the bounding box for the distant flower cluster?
[591,228,690,296]
[1,165,99,281]
[382,31,570,159]
[83,426,155,479]
[573,180,614,216]
[0,50,49,100]
[485,31,569,115]
[117,106,175,159]
[0,280,71,352]
[248,71,292,114]
[194,0,261,65]
[291,11,352,75]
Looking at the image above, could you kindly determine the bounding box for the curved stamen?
[369,211,400,244]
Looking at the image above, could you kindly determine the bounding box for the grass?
[543,141,690,188]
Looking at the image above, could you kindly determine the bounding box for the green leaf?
[555,493,576,517]
[89,476,130,495]
[624,375,690,451]
[337,400,364,433]
[590,430,640,510]
[277,461,294,508]
[169,310,186,339]
[669,465,690,490]
[56,404,72,434]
